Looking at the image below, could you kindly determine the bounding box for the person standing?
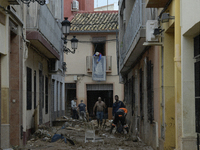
[110,107,129,134]
[93,97,106,128]
[77,100,87,121]
[112,95,125,118]
[71,97,78,119]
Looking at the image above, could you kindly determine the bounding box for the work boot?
[110,123,116,134]
[125,127,129,133]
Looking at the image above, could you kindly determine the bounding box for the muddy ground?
[18,118,153,150]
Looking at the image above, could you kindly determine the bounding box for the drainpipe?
[174,0,182,149]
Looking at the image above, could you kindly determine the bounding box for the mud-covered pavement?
[21,117,153,150]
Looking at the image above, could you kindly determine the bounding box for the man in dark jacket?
[110,107,129,134]
[112,95,125,117]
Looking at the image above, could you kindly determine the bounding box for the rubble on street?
[19,117,154,150]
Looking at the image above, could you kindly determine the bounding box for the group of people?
[71,95,129,134]
[71,98,87,121]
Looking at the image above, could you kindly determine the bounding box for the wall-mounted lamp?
[61,17,79,54]
[21,0,46,6]
[161,13,175,23]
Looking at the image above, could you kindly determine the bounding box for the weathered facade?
[23,0,65,143]
[63,0,124,118]
[118,0,176,149]
[0,0,66,148]
[0,0,24,148]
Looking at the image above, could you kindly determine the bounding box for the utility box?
[146,20,159,42]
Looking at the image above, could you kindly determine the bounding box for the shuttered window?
[45,76,48,114]
[27,67,32,110]
[195,61,200,132]
[194,35,200,133]
[34,71,36,109]
[140,68,144,119]
[147,60,154,123]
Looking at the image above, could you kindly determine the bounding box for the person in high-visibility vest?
[110,107,129,134]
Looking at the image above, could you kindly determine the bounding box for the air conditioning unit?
[72,0,79,11]
[146,20,159,42]
[8,0,20,5]
[74,75,77,81]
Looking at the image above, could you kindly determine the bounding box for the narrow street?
[23,117,153,150]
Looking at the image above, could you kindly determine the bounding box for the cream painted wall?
[181,0,200,35]
[24,47,50,130]
[180,1,198,149]
[64,34,124,103]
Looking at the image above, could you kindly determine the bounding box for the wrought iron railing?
[120,0,153,66]
[26,5,62,54]
[86,56,112,72]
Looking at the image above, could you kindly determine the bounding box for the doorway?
[65,83,76,116]
[87,90,113,118]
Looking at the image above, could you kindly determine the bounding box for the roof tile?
[70,12,118,32]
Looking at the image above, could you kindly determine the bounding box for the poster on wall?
[92,56,106,81]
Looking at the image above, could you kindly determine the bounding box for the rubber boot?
[97,119,99,126]
[110,126,115,134]
[125,127,129,133]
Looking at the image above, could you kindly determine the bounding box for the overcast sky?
[94,0,118,8]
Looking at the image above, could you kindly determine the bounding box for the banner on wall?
[92,56,106,81]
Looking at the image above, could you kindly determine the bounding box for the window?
[92,37,106,55]
[34,71,36,109]
[132,76,135,116]
[194,35,200,132]
[45,76,48,114]
[147,60,154,123]
[140,68,144,119]
[27,67,32,110]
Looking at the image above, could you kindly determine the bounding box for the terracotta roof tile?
[70,11,118,32]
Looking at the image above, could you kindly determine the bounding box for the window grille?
[45,76,48,114]
[195,61,200,132]
[140,68,144,119]
[34,71,36,109]
[27,67,32,110]
[147,60,154,123]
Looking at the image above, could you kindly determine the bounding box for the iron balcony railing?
[86,56,112,72]
[120,0,153,66]
[26,5,62,54]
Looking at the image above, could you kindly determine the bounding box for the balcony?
[86,56,112,73]
[26,4,62,60]
[146,0,169,8]
[119,0,153,73]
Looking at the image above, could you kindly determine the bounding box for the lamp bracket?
[21,0,46,7]
[63,45,75,54]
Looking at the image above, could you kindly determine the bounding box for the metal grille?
[27,67,32,110]
[140,68,143,119]
[34,71,36,109]
[132,76,135,116]
[147,60,154,123]
[45,76,48,114]
[195,61,200,132]
[86,84,113,91]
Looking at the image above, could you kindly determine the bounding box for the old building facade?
[0,0,66,149]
